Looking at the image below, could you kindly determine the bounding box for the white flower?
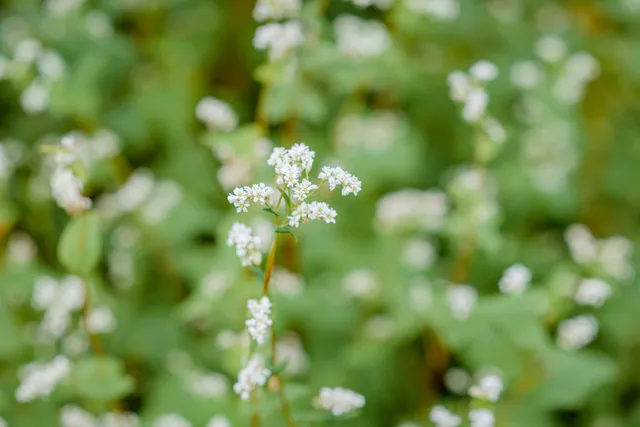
[293,179,318,201]
[271,268,304,296]
[268,144,315,187]
[16,355,71,402]
[376,189,448,233]
[447,71,471,102]
[469,60,498,82]
[228,183,274,212]
[575,278,611,307]
[315,387,365,416]
[429,405,461,427]
[469,409,495,427]
[462,87,488,122]
[227,223,263,267]
[153,414,192,427]
[557,315,598,350]
[50,167,92,214]
[85,10,114,39]
[402,239,436,270]
[206,415,232,427]
[446,285,477,321]
[468,374,503,402]
[598,236,634,281]
[343,269,379,298]
[534,35,567,63]
[404,0,460,22]
[245,296,273,345]
[37,50,65,80]
[288,201,337,228]
[253,0,301,21]
[498,264,531,295]
[510,60,544,89]
[334,15,390,58]
[443,367,470,394]
[195,97,238,131]
[275,333,309,374]
[21,80,49,114]
[565,224,598,264]
[86,306,117,333]
[100,411,140,427]
[60,405,95,427]
[14,38,42,63]
[233,355,271,400]
[483,118,507,144]
[253,21,303,61]
[186,372,229,398]
[318,166,361,195]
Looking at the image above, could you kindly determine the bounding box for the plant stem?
[81,277,104,356]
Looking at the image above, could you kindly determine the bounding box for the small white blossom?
[14,38,42,63]
[227,183,275,212]
[253,0,301,21]
[206,415,231,427]
[233,354,271,400]
[293,179,318,201]
[50,167,91,214]
[468,374,503,402]
[253,21,303,61]
[100,412,140,427]
[510,60,544,89]
[469,60,498,82]
[376,189,448,233]
[446,285,477,321]
[86,306,117,334]
[315,387,365,416]
[565,224,598,264]
[429,405,461,427]
[318,166,361,195]
[195,97,238,131]
[575,278,611,308]
[402,239,436,270]
[246,296,272,345]
[16,355,71,402]
[268,144,315,187]
[60,405,95,427]
[275,333,309,374]
[534,35,567,63]
[462,87,489,122]
[21,80,49,115]
[37,50,65,80]
[288,201,337,228]
[556,314,598,350]
[444,367,470,394]
[469,409,495,427]
[334,15,390,58]
[498,264,531,295]
[153,414,192,427]
[404,0,460,22]
[447,71,471,102]
[227,223,263,267]
[343,269,378,298]
[186,372,229,398]
[483,118,507,144]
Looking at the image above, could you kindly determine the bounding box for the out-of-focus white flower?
[271,268,304,296]
[446,285,477,321]
[468,374,503,402]
[233,354,271,400]
[444,367,470,394]
[227,223,263,267]
[376,189,448,233]
[100,412,140,427]
[16,355,71,402]
[498,264,531,295]
[60,405,95,427]
[342,269,378,298]
[21,79,49,115]
[334,15,390,58]
[46,0,85,15]
[275,332,309,374]
[288,201,337,228]
[574,278,611,308]
[37,50,65,80]
[408,278,431,312]
[50,167,92,214]
[534,35,567,63]
[32,275,85,341]
[195,97,238,131]
[153,414,192,427]
[447,71,471,102]
[85,10,114,38]
[469,409,495,427]
[86,306,116,334]
[206,416,231,427]
[404,0,460,22]
[469,60,499,82]
[335,111,400,153]
[462,87,489,122]
[186,372,229,398]
[510,60,544,89]
[483,117,507,144]
[557,314,598,350]
[200,271,231,299]
[402,239,436,270]
[565,224,598,263]
[245,296,272,345]
[429,405,461,427]
[140,180,183,224]
[253,21,304,61]
[315,387,365,416]
[253,0,301,21]
[14,38,42,63]
[7,231,37,264]
[364,315,395,340]
[350,0,396,9]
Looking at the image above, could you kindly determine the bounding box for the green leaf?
[275,226,297,241]
[267,359,289,376]
[262,207,279,216]
[57,212,102,275]
[70,356,135,401]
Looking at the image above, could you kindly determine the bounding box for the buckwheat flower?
[7,231,37,264]
[275,333,309,374]
[341,173,362,196]
[402,239,436,270]
[0,417,6,427]
[444,367,470,395]
[14,38,42,63]
[16,355,71,402]
[288,143,316,172]
[468,374,503,402]
[462,87,488,122]
[86,306,117,333]
[288,201,337,228]
[405,0,460,22]
[376,189,448,233]
[498,264,531,295]
[315,387,365,416]
[253,21,303,61]
[206,416,231,427]
[510,60,544,89]
[469,60,498,82]
[253,0,301,21]
[247,182,275,204]
[447,70,470,102]
[564,224,598,264]
[60,405,95,427]
[483,118,507,144]
[557,314,598,350]
[598,236,634,281]
[233,354,271,400]
[293,179,318,201]
[153,414,192,427]
[85,10,114,39]
[227,187,251,212]
[186,372,229,398]
[37,50,65,80]
[318,166,361,195]
[195,97,238,131]
[21,79,49,114]
[534,35,567,63]
[246,296,272,344]
[446,285,477,321]
[429,405,461,427]
[227,222,263,267]
[343,269,379,298]
[334,15,390,58]
[271,268,304,296]
[575,278,611,308]
[101,411,140,427]
[469,409,495,427]
[50,167,92,214]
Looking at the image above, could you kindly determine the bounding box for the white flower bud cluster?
[233,354,271,400]
[245,296,272,344]
[315,386,366,416]
[556,314,599,350]
[153,414,192,427]
[498,263,532,295]
[253,0,301,21]
[318,166,362,196]
[227,222,263,267]
[574,278,611,308]
[334,15,390,58]
[288,201,337,228]
[446,284,478,321]
[253,21,304,61]
[404,0,460,22]
[375,189,448,233]
[60,405,140,427]
[227,183,275,212]
[468,374,503,402]
[195,97,238,131]
[32,275,85,342]
[16,355,71,402]
[268,143,316,185]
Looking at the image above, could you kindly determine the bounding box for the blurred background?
[2,0,640,426]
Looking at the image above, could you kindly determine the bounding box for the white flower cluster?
[271,267,304,296]
[343,269,379,298]
[556,314,599,350]
[335,111,400,153]
[468,409,495,427]
[213,137,272,191]
[275,333,309,374]
[565,224,634,281]
[245,296,272,344]
[348,0,396,9]
[375,189,448,233]
[227,222,263,267]
[468,374,503,402]
[32,275,85,342]
[185,372,229,398]
[574,278,611,308]
[253,21,304,61]
[195,97,238,131]
[446,284,477,321]
[318,166,362,196]
[86,306,117,334]
[50,130,120,168]
[60,405,139,427]
[206,416,232,427]
[431,374,502,427]
[16,355,71,402]
[429,405,461,427]
[227,183,275,212]
[49,135,92,214]
[233,354,271,400]
[498,263,532,295]
[253,0,301,21]
[404,0,460,22]
[288,201,337,228]
[153,414,192,427]
[334,15,390,58]
[315,386,366,416]
[268,143,316,186]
